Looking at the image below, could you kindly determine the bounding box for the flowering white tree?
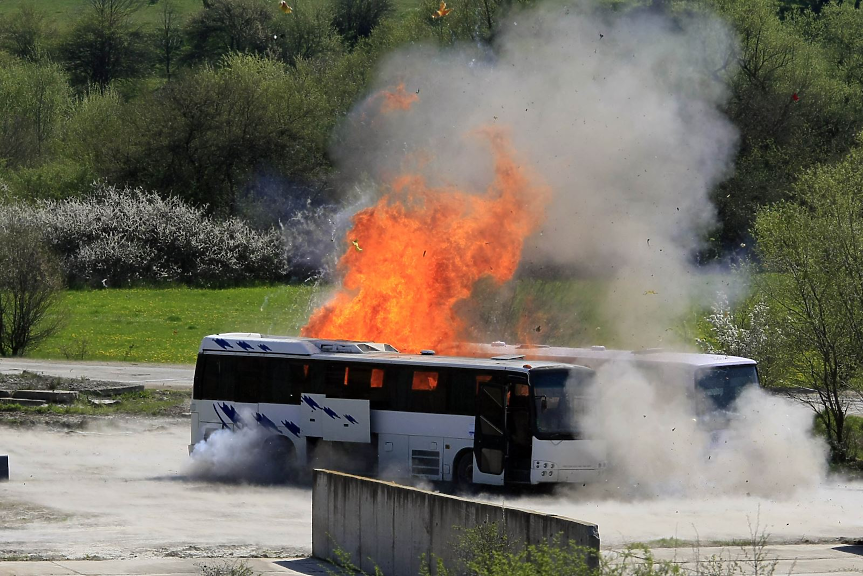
[698,294,787,389]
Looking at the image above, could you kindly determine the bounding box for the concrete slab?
[0,561,79,576]
[0,359,194,390]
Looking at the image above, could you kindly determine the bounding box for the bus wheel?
[262,436,296,481]
[453,450,474,488]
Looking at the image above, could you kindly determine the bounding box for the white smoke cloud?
[581,363,828,498]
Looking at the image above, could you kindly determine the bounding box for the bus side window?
[259,358,295,405]
[234,356,263,403]
[343,365,373,400]
[447,369,481,416]
[409,369,446,413]
[288,361,318,398]
[323,362,347,398]
[201,354,236,401]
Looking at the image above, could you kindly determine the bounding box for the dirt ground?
[2,417,862,561]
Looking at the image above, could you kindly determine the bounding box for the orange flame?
[302,127,549,353]
[380,83,419,113]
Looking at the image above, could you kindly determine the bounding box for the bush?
[0,183,288,287]
[332,0,394,47]
[0,219,64,357]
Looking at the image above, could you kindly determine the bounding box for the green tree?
[0,59,71,169]
[60,0,149,88]
[753,135,863,462]
[184,0,274,63]
[0,5,53,61]
[0,220,64,357]
[331,0,394,47]
[154,0,185,79]
[707,0,862,247]
[124,54,338,214]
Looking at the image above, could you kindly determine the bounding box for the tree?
[0,220,64,357]
[184,0,273,64]
[125,53,336,214]
[0,5,53,61]
[698,293,789,389]
[331,0,393,47]
[706,0,862,248]
[753,135,863,462]
[0,59,71,169]
[155,0,185,79]
[60,0,149,88]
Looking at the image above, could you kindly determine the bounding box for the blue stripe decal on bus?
[282,420,301,437]
[344,414,358,425]
[322,406,340,420]
[302,396,321,411]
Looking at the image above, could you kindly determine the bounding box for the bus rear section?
[190,334,606,487]
[470,343,761,417]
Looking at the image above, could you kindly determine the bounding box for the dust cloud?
[186,409,295,484]
[580,364,828,498]
[328,0,739,346]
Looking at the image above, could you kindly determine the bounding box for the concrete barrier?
[12,390,78,404]
[312,469,599,575]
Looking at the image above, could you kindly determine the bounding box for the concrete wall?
[312,469,599,575]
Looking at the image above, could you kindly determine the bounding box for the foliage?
[332,0,394,47]
[814,414,863,465]
[197,560,259,576]
[114,52,353,214]
[184,0,274,64]
[0,220,65,357]
[153,0,185,79]
[0,58,71,169]
[0,5,54,61]
[753,135,863,462]
[59,0,150,88]
[1,183,288,287]
[697,292,788,388]
[707,0,863,248]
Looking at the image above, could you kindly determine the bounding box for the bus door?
[506,375,533,482]
[473,379,507,486]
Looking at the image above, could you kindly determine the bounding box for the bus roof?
[199,334,587,373]
[470,343,757,368]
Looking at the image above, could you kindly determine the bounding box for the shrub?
[0,219,65,357]
[0,183,288,287]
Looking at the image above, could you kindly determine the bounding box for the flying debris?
[432,1,452,18]
[279,1,292,13]
[352,239,363,252]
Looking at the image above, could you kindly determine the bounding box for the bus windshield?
[529,368,594,440]
[695,364,759,410]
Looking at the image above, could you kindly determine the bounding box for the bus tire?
[262,435,296,481]
[453,450,474,488]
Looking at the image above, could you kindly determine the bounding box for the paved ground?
[0,545,860,576]
[0,558,330,576]
[0,359,195,390]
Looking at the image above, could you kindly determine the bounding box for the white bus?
[190,333,606,486]
[471,343,759,418]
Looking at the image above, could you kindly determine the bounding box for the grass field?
[24,278,713,364]
[31,284,322,364]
